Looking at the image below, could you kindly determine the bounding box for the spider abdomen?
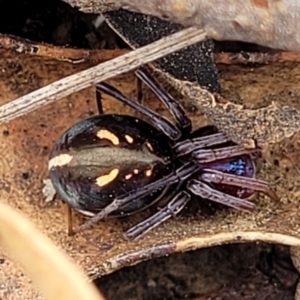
[49,114,174,215]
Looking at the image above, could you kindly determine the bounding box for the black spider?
[48,68,278,240]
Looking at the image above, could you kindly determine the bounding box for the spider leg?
[200,169,279,201]
[136,68,192,134]
[125,191,191,240]
[95,89,104,114]
[136,76,143,103]
[193,145,257,163]
[73,162,199,234]
[187,179,256,211]
[66,204,74,236]
[95,82,181,140]
[174,132,230,156]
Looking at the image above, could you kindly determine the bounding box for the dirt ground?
[0,0,299,299]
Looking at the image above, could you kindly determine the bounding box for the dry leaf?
[1,41,300,299]
[64,0,300,52]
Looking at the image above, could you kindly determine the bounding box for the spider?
[48,68,279,240]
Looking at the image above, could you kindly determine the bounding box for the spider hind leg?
[125,191,191,240]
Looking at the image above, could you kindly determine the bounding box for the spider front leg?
[125,191,191,240]
[193,144,258,163]
[187,180,257,211]
[200,169,279,201]
[174,132,231,156]
[73,162,199,234]
[187,143,278,202]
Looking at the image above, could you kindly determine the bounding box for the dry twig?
[0,27,206,124]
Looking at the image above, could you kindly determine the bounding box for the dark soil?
[96,243,298,300]
[0,0,298,299]
[0,0,122,49]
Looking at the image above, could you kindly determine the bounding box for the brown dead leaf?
[1,44,300,299]
[161,63,300,148]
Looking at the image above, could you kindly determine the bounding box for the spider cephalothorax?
[49,68,278,240]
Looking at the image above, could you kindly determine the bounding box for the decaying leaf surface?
[0,33,127,63]
[1,45,300,299]
[160,63,300,147]
[63,0,300,52]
